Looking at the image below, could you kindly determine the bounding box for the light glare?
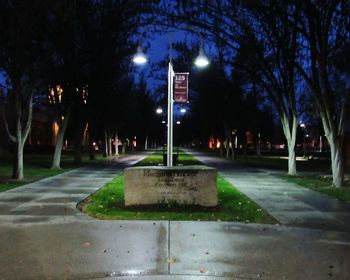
[133,54,147,64]
[133,46,147,65]
[194,56,209,67]
[194,47,209,68]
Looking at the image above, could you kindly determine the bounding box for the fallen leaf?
[199,267,206,273]
[84,242,91,247]
[167,258,176,264]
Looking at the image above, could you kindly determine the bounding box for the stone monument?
[124,165,218,207]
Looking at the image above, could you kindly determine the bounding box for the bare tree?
[295,0,350,187]
[0,1,48,179]
[160,0,300,175]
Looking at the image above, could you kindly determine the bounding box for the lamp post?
[300,122,306,157]
[133,31,209,166]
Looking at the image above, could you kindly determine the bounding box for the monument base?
[124,166,218,207]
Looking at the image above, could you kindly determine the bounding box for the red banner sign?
[174,72,189,103]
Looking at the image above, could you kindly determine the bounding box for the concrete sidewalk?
[0,152,350,279]
[0,153,146,224]
[188,151,350,232]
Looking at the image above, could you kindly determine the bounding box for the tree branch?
[22,91,33,141]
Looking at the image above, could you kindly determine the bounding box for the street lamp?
[133,46,147,64]
[156,108,163,114]
[194,46,210,68]
[133,31,209,166]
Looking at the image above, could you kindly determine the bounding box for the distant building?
[28,109,57,147]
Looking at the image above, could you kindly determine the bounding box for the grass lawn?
[237,155,332,172]
[0,152,105,192]
[81,175,277,223]
[81,151,277,223]
[135,151,202,166]
[281,175,350,204]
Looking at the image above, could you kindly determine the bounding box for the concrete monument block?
[124,166,218,207]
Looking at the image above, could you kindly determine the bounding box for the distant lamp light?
[156,108,163,114]
[133,46,147,65]
[162,120,166,124]
[176,121,181,125]
[300,123,305,128]
[180,108,186,113]
[194,47,209,68]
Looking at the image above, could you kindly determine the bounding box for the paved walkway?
[0,152,349,280]
[187,150,350,232]
[0,153,146,225]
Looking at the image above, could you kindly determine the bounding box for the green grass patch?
[237,155,332,172]
[0,181,29,193]
[0,152,105,192]
[281,175,350,204]
[135,151,203,166]
[81,175,277,223]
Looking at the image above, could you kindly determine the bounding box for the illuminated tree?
[295,0,350,187]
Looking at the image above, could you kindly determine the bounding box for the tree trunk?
[280,113,297,176]
[329,140,344,187]
[51,106,72,169]
[9,91,33,179]
[226,138,230,159]
[145,136,148,150]
[108,136,112,156]
[231,143,235,160]
[12,142,24,179]
[88,127,96,160]
[321,112,345,187]
[223,121,231,159]
[12,110,23,179]
[51,126,65,170]
[122,143,126,154]
[233,135,238,160]
[103,128,108,157]
[287,142,297,175]
[114,132,119,156]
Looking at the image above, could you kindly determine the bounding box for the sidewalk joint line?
[167,220,171,274]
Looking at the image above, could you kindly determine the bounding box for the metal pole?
[167,62,174,167]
